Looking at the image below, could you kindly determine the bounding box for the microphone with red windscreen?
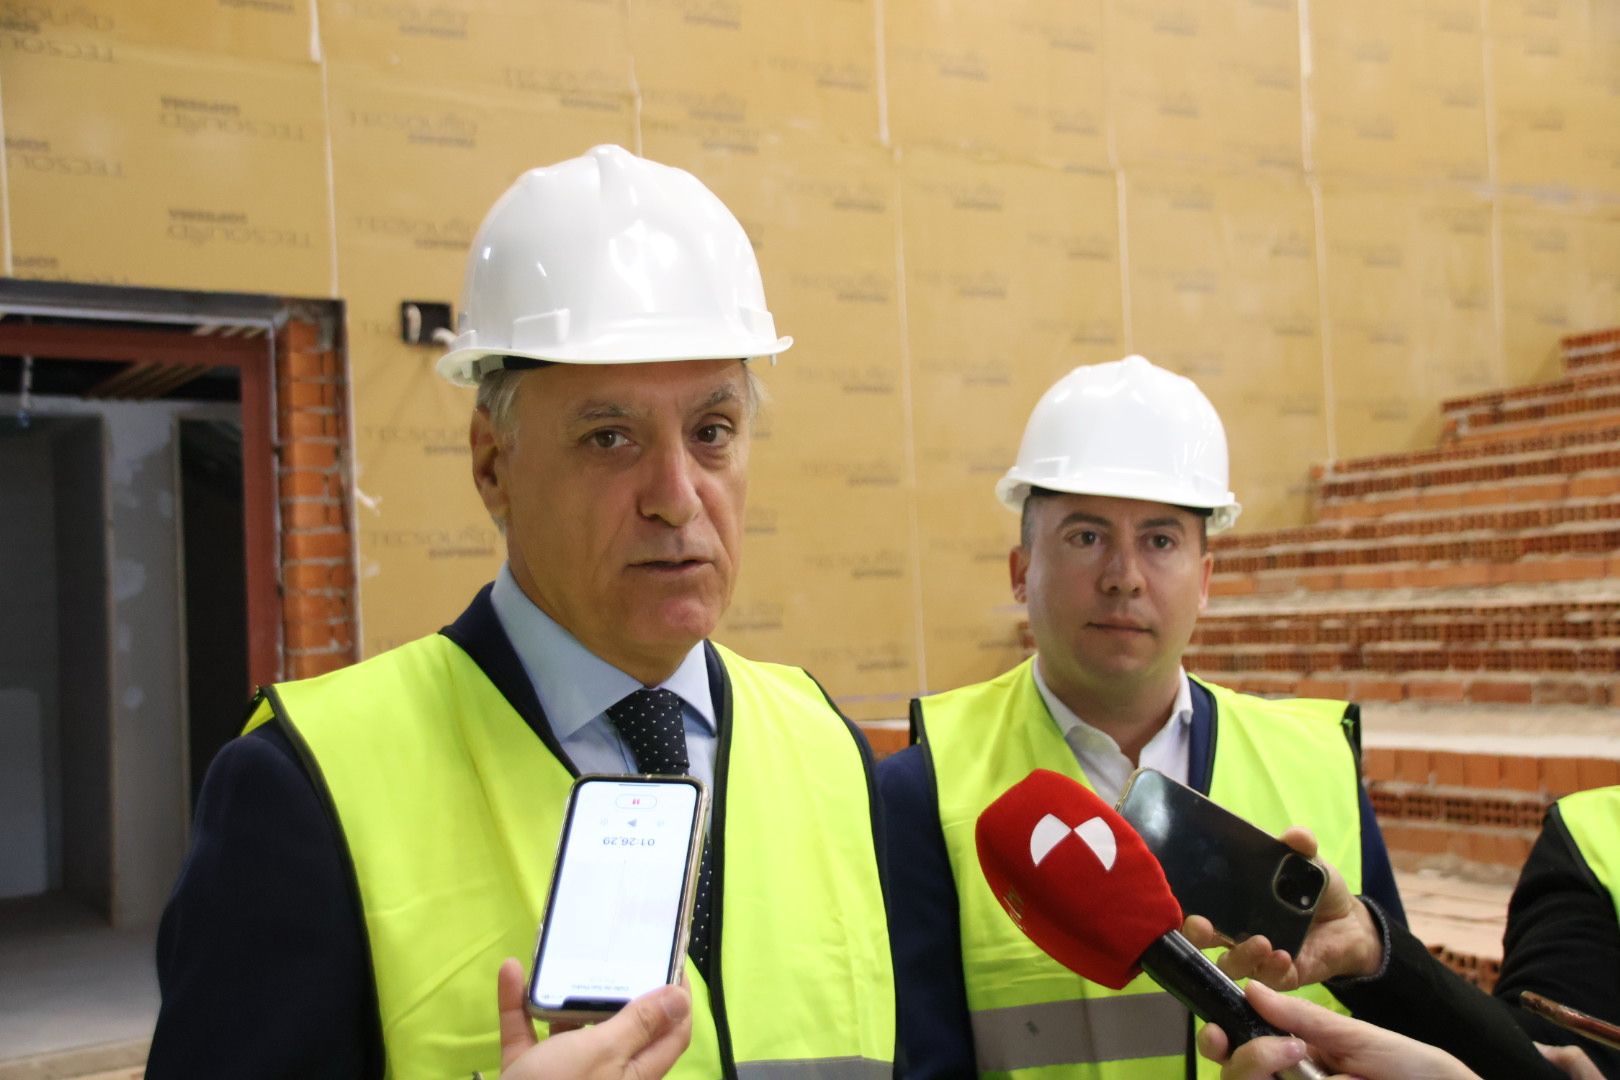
[976,769,1328,1080]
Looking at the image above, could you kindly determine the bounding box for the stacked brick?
[277,318,358,681]
[1185,602,1620,706]
[1361,747,1620,874]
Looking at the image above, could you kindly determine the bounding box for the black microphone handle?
[1139,931,1280,1044]
[1138,930,1329,1080]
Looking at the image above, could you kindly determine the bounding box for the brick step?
[1427,939,1500,992]
[1211,554,1617,597]
[1216,497,1620,553]
[1444,388,1620,440]
[1314,419,1620,482]
[1317,471,1620,521]
[1561,328,1620,372]
[1364,748,1617,813]
[1315,441,1620,504]
[1201,669,1619,705]
[1399,871,1512,992]
[1187,640,1620,677]
[1212,520,1620,575]
[1442,406,1620,449]
[1192,601,1620,645]
[1441,363,1620,419]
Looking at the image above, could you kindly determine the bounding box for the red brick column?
[277,318,358,679]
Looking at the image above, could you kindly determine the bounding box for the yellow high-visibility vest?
[245,634,894,1079]
[1556,786,1620,925]
[916,660,1362,1079]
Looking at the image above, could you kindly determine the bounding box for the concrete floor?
[1397,868,1513,962]
[0,894,156,1074]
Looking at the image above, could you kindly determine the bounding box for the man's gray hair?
[476,366,530,448]
[477,359,767,448]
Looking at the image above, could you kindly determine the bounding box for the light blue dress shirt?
[488,564,718,788]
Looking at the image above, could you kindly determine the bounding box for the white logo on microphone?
[1029,813,1117,871]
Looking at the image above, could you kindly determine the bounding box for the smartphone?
[526,774,708,1024]
[1116,768,1327,956]
[1520,991,1620,1051]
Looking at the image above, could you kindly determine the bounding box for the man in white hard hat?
[877,355,1406,1078]
[148,146,895,1079]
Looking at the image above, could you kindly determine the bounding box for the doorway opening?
[0,281,352,1066]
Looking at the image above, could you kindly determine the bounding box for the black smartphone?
[526,774,709,1024]
[1116,768,1327,956]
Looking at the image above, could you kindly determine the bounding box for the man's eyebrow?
[695,384,741,412]
[569,386,739,424]
[1055,511,1113,530]
[1054,511,1187,533]
[570,401,636,423]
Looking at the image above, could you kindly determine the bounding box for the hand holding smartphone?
[526,775,709,1024]
[1116,768,1328,956]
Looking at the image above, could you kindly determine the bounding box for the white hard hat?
[437,144,793,386]
[996,355,1242,534]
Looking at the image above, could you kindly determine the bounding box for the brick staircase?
[1195,328,1620,711]
[1190,328,1620,988]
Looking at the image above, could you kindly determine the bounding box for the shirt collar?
[1031,657,1193,754]
[488,564,715,740]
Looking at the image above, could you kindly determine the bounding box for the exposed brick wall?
[277,318,357,680]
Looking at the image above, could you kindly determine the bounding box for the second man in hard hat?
[878,355,1406,1078]
[148,145,894,1079]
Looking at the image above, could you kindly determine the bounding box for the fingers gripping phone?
[1116,768,1328,957]
[527,775,709,1024]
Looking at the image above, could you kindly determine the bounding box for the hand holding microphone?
[1199,980,1482,1080]
[975,769,1330,1080]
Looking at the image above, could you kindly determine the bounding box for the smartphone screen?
[529,777,705,1015]
[1117,768,1326,956]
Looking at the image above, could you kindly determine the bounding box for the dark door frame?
[0,280,343,689]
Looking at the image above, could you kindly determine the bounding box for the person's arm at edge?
[1493,805,1620,1078]
[876,745,977,1080]
[146,724,379,1079]
[1325,897,1567,1080]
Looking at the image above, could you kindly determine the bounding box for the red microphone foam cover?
[975,769,1183,990]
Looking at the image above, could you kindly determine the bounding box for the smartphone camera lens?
[1273,854,1325,911]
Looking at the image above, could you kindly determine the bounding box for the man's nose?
[1098,544,1145,595]
[638,440,702,527]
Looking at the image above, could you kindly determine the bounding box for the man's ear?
[470,407,508,526]
[1010,545,1030,604]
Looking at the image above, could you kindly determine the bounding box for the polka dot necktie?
[606,688,714,976]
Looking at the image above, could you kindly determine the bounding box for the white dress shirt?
[488,564,718,787]
[1031,657,1194,806]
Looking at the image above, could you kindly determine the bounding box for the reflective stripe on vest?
[246,634,893,1079]
[1556,786,1620,926]
[971,995,1189,1071]
[918,660,1363,1079]
[735,1058,895,1080]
